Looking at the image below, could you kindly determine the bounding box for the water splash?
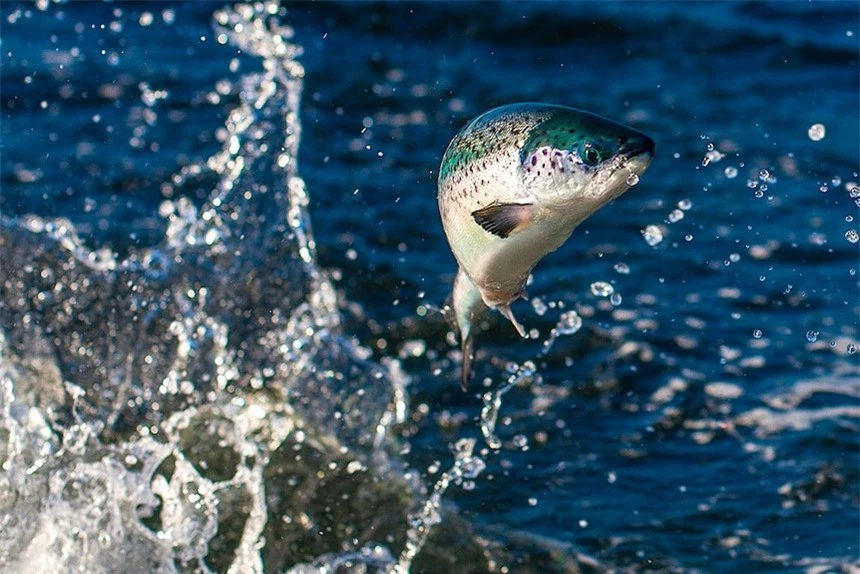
[0,3,413,572]
[480,361,537,450]
[390,438,486,574]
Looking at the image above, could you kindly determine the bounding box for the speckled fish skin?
[437,102,655,390]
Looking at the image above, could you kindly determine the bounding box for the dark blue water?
[1,2,858,572]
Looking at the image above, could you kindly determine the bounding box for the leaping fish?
[437,103,655,390]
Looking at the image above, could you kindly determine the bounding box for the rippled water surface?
[1,2,858,572]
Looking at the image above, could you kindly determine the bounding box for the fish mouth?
[621,136,656,161]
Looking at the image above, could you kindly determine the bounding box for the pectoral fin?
[472,203,534,238]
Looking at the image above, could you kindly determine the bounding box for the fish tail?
[450,268,485,390]
[460,331,474,391]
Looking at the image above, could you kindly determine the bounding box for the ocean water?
[1,1,858,573]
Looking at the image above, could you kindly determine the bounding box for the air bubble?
[626,173,640,186]
[724,166,738,179]
[845,229,859,244]
[614,262,630,274]
[805,330,819,343]
[753,329,763,339]
[668,209,684,223]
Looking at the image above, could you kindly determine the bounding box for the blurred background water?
[1,1,858,572]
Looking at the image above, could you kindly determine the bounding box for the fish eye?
[582,144,602,166]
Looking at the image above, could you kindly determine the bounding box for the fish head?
[519,106,655,225]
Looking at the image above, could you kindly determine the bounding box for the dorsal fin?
[472,203,534,238]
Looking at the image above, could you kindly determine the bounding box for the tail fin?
[450,268,486,390]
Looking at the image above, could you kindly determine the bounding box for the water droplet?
[642,224,663,247]
[845,229,859,244]
[540,310,584,355]
[808,123,826,141]
[806,330,819,342]
[626,173,640,186]
[753,329,763,339]
[703,148,725,166]
[614,262,630,275]
[590,281,614,297]
[556,310,583,335]
[667,209,684,223]
[724,166,738,179]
